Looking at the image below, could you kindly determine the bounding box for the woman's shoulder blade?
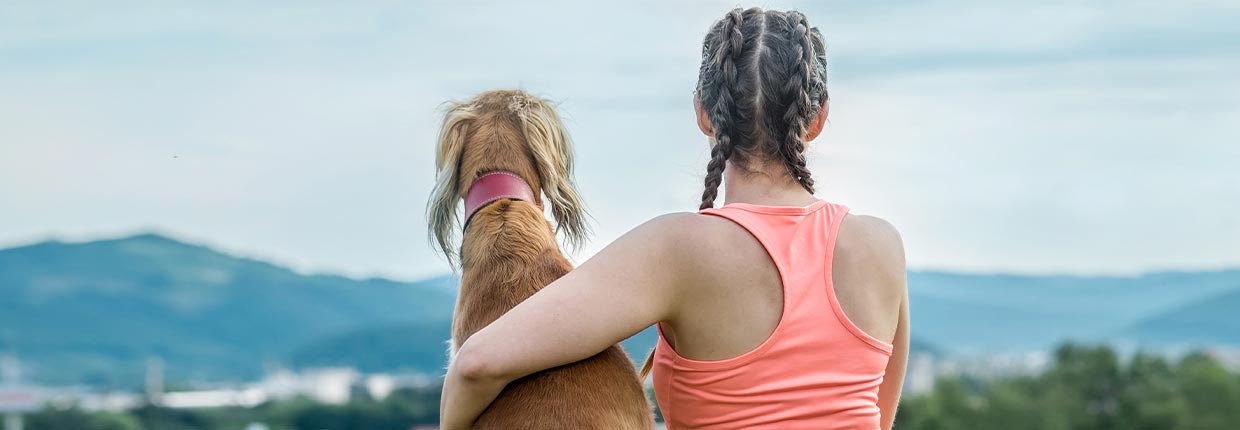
[837,213,907,285]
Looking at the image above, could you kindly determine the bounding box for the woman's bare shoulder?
[629,211,734,242]
[837,213,907,289]
[623,211,742,276]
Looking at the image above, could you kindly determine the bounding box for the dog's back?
[455,200,652,429]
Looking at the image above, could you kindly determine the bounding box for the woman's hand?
[438,213,698,427]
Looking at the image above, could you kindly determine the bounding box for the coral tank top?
[652,200,894,430]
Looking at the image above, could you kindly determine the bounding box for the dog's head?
[428,90,588,264]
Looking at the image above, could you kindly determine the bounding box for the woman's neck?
[721,162,818,207]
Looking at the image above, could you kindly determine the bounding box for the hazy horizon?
[6,230,1239,284]
[3,1,1238,281]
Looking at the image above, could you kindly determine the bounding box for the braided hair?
[642,8,831,381]
[696,8,829,209]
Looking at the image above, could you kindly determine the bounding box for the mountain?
[0,233,457,387]
[1,233,1237,387]
[288,321,454,373]
[907,270,1240,353]
[1119,288,1240,346]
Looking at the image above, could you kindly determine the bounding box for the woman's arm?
[873,218,909,430]
[878,294,910,430]
[439,214,697,429]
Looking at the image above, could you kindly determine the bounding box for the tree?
[1176,352,1240,429]
[27,407,142,430]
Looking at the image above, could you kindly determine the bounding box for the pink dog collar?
[463,171,538,226]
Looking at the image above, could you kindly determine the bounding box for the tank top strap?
[818,201,850,275]
[697,200,847,305]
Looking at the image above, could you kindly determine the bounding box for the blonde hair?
[427,92,589,266]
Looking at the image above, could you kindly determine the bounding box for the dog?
[428,90,654,429]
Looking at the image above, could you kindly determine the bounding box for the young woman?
[441,7,909,430]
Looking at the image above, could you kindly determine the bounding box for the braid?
[699,140,730,210]
[698,8,745,210]
[694,8,827,209]
[778,12,817,194]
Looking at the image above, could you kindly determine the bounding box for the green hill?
[0,233,457,387]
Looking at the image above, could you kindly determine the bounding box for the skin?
[441,99,910,430]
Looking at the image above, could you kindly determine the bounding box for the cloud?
[1,0,1237,279]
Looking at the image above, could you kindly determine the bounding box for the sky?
[1,0,1237,281]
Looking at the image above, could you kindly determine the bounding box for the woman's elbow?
[453,340,510,383]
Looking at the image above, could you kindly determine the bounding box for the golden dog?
[428,90,653,429]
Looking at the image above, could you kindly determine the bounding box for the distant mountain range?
[1119,287,1240,345]
[0,234,457,387]
[908,270,1240,353]
[0,234,1236,387]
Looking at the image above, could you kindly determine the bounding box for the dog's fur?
[429,90,653,429]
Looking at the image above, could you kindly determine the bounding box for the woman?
[441,7,909,430]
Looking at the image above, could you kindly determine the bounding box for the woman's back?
[652,199,906,429]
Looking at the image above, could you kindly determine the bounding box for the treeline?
[896,344,1240,430]
[22,344,1240,430]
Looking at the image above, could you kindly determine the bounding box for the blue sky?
[2,1,1237,280]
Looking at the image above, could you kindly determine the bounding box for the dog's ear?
[428,102,478,266]
[513,95,590,251]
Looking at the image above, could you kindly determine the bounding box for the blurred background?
[2,1,1238,429]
